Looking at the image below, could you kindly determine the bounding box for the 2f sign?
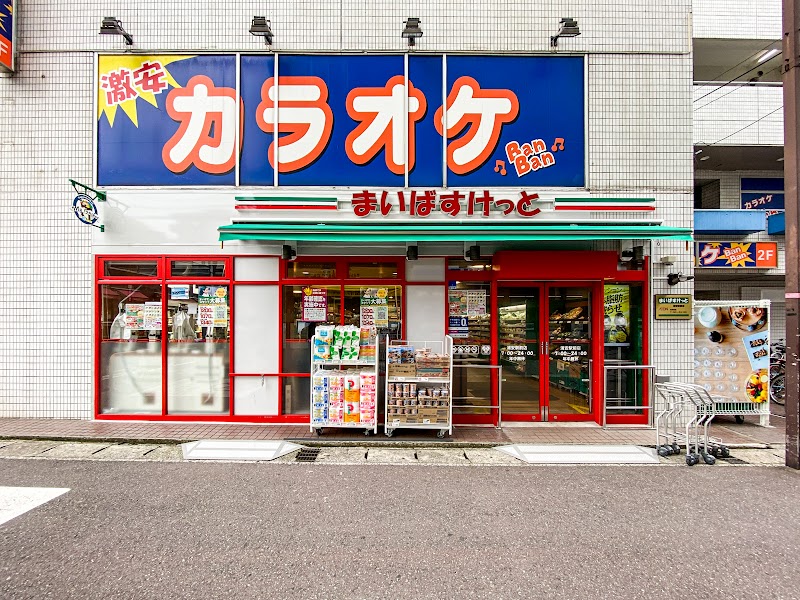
[755,243,778,268]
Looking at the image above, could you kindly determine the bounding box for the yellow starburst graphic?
[0,3,12,34]
[97,55,194,127]
[725,243,755,268]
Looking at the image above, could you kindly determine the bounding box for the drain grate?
[295,448,321,462]
[719,457,749,465]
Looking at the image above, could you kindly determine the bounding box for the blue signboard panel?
[444,55,585,187]
[740,177,785,211]
[97,54,586,188]
[239,55,275,186]
[98,55,237,186]
[409,55,444,187]
[274,55,405,187]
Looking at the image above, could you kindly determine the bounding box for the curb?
[0,434,780,451]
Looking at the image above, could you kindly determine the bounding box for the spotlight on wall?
[99,17,133,45]
[406,245,419,261]
[250,16,274,46]
[465,245,481,262]
[402,18,423,47]
[550,17,580,48]
[667,272,694,286]
[282,244,296,261]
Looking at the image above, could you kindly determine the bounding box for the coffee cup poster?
[693,304,769,404]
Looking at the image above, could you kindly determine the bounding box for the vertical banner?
[694,304,769,403]
[603,285,630,343]
[0,0,14,73]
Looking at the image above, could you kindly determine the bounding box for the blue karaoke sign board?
[97,54,585,187]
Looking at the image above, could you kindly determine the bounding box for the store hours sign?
[97,54,585,187]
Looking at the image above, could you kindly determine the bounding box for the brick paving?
[0,415,786,447]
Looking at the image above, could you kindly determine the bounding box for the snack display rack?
[309,328,380,436]
[384,335,454,439]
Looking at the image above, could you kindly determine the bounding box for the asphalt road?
[1,459,799,600]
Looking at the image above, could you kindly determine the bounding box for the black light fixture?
[550,17,580,48]
[99,17,134,45]
[466,245,481,262]
[406,245,419,261]
[281,244,296,261]
[402,18,423,47]
[620,245,645,270]
[667,272,694,286]
[250,16,274,46]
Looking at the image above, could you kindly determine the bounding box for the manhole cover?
[295,448,321,462]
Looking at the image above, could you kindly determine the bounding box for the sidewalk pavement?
[0,414,786,448]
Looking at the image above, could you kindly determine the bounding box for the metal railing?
[450,363,503,428]
[602,362,656,428]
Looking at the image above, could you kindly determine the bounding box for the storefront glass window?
[99,284,163,414]
[282,376,311,415]
[170,260,226,278]
[347,262,399,279]
[166,284,230,415]
[286,262,337,279]
[103,260,159,278]
[343,285,403,341]
[282,285,342,373]
[447,258,493,272]
[448,281,493,417]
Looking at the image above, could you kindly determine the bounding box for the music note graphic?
[494,159,507,176]
[551,137,565,152]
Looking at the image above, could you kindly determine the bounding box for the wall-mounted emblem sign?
[97,54,585,187]
[72,194,99,225]
[696,242,778,268]
[654,295,692,320]
[0,0,14,73]
[69,179,105,231]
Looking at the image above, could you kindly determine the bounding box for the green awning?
[218,222,693,242]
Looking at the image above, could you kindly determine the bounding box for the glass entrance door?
[498,283,595,422]
[498,286,543,419]
[546,286,593,420]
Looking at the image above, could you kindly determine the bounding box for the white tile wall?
[1,0,701,418]
[693,84,784,146]
[693,0,781,40]
[0,53,94,419]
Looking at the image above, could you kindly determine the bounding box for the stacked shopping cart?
[655,383,731,466]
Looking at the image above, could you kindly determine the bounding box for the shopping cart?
[655,383,730,466]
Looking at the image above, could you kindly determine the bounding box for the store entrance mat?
[496,444,659,464]
[181,440,302,461]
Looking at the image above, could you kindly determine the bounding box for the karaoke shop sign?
[97,54,585,187]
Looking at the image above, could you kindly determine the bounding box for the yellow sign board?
[654,295,692,320]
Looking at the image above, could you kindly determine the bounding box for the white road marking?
[0,487,70,526]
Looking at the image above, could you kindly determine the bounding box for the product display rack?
[384,335,454,439]
[309,334,379,436]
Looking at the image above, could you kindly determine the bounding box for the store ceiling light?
[757,48,780,64]
[402,18,423,47]
[250,16,274,46]
[550,17,580,48]
[99,17,133,45]
[699,155,710,161]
